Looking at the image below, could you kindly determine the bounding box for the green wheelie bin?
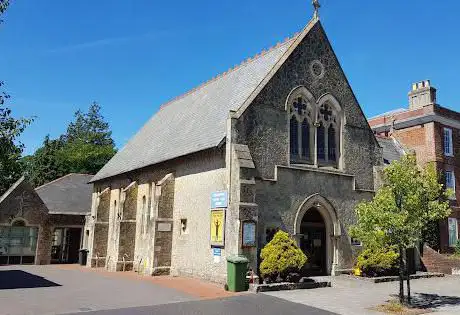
[226,255,249,292]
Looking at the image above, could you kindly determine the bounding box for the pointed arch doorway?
[294,194,341,276]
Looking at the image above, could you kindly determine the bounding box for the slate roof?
[376,136,405,164]
[0,176,26,205]
[35,174,93,215]
[369,108,407,120]
[90,31,304,182]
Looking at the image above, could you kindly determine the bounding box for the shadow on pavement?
[0,270,61,290]
[411,293,460,310]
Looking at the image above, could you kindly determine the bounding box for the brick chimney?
[408,80,437,110]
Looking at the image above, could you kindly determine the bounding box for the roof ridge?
[0,175,25,205]
[34,173,89,191]
[158,33,300,111]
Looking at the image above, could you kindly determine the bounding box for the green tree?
[0,2,33,194]
[350,155,451,304]
[24,102,116,186]
[59,102,116,175]
[23,136,66,187]
[0,0,8,13]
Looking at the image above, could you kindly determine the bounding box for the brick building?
[369,80,460,252]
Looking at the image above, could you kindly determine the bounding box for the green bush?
[454,239,460,256]
[260,230,307,282]
[356,246,399,277]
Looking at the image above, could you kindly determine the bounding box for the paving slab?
[265,275,460,315]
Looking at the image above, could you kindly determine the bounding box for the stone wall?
[234,22,381,190]
[171,167,228,282]
[122,185,138,221]
[91,224,108,267]
[256,166,373,270]
[90,149,228,280]
[117,184,137,265]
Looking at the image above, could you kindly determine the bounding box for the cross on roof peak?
[312,0,321,19]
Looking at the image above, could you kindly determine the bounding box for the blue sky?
[1,0,459,155]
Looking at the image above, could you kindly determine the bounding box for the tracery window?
[288,88,341,168]
[316,102,340,167]
[289,94,314,164]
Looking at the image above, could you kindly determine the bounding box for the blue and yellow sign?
[210,209,225,247]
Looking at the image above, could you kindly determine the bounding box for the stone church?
[86,15,381,282]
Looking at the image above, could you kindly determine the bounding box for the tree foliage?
[355,230,399,277]
[260,230,307,282]
[350,155,451,303]
[0,0,8,17]
[24,102,116,187]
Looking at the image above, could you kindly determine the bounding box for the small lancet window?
[328,126,336,162]
[289,94,313,164]
[301,119,310,160]
[317,122,325,161]
[290,116,299,158]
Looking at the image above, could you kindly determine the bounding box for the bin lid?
[226,255,249,263]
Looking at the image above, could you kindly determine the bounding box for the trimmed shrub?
[260,230,307,282]
[356,246,399,277]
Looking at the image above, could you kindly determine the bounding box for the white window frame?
[444,128,453,156]
[448,217,458,247]
[446,170,456,200]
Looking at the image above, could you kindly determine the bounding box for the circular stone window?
[309,60,325,79]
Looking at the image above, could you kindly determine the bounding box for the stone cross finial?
[312,0,320,19]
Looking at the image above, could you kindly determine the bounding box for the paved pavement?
[0,265,194,315]
[62,295,336,315]
[266,275,460,315]
[0,265,335,315]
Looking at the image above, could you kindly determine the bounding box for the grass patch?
[371,300,431,314]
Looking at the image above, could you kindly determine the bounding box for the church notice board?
[210,209,225,247]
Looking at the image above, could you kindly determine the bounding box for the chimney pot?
[408,80,436,110]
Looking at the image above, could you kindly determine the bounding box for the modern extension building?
[0,174,92,265]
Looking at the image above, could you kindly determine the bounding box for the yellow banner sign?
[210,209,225,246]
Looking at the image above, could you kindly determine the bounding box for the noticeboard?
[242,221,256,247]
[210,209,225,247]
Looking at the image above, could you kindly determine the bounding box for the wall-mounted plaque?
[242,221,256,247]
[157,222,172,232]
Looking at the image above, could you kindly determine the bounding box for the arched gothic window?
[288,88,341,168]
[289,94,314,164]
[317,101,340,167]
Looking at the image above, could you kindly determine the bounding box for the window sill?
[285,164,349,177]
